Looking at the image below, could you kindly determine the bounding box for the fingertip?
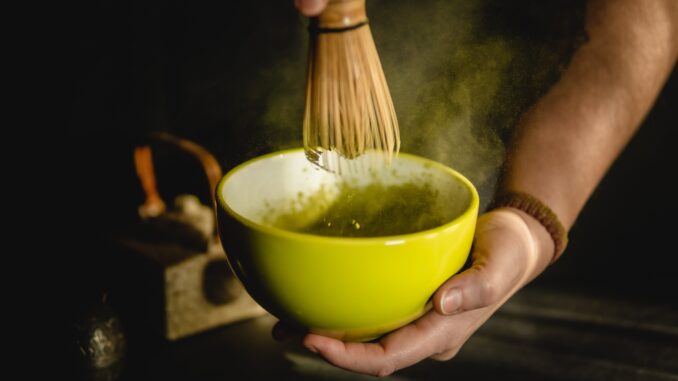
[302,333,324,348]
[302,335,321,354]
[295,0,328,16]
[432,286,446,315]
[302,333,339,355]
[433,279,463,315]
[304,343,319,354]
[439,287,463,315]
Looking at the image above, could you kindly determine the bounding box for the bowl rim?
[216,148,479,244]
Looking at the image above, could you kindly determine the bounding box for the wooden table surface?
[127,286,677,381]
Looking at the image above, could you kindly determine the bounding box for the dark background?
[59,0,676,380]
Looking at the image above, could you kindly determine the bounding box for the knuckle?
[431,346,460,361]
[375,361,397,378]
[478,274,499,306]
[430,329,463,361]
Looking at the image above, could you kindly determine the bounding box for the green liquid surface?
[266,181,449,237]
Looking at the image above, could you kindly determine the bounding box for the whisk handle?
[317,0,367,29]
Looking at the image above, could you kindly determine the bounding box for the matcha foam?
[263,180,450,237]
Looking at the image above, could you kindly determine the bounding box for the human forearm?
[502,0,678,230]
[288,2,678,375]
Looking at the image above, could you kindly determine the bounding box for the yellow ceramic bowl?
[216,149,478,341]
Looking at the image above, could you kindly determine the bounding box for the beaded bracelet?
[492,191,568,263]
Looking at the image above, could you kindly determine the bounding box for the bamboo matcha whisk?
[303,0,400,174]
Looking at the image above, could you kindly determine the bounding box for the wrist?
[491,191,568,263]
[480,208,554,286]
[505,207,556,271]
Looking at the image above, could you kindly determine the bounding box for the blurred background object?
[115,133,265,342]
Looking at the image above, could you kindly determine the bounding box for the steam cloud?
[253,0,585,210]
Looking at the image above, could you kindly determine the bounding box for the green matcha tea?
[265,181,449,237]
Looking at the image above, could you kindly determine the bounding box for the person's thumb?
[432,211,535,315]
[295,0,329,16]
[431,257,504,315]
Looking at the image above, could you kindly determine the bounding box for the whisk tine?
[303,0,400,174]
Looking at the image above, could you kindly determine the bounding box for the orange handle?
[317,0,367,29]
[134,132,223,240]
[135,145,166,218]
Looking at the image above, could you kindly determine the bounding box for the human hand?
[273,208,555,376]
[294,0,329,16]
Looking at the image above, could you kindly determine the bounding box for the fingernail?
[442,288,462,314]
[304,344,318,354]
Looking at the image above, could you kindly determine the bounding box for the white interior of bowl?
[222,150,472,230]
